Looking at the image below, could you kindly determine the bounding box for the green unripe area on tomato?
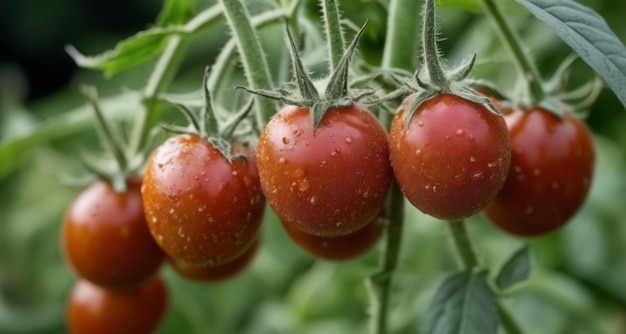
[484,107,595,237]
[66,276,168,334]
[62,179,165,288]
[257,104,392,237]
[390,94,511,221]
[142,135,265,267]
[169,236,260,283]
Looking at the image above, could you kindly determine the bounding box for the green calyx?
[386,0,500,125]
[238,21,371,129]
[161,67,252,164]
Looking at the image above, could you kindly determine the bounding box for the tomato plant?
[484,106,595,237]
[169,236,260,283]
[389,94,511,221]
[62,178,164,288]
[142,135,264,267]
[257,104,391,237]
[66,276,168,334]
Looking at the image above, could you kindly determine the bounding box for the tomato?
[66,276,168,334]
[62,178,164,288]
[281,211,383,261]
[169,236,260,283]
[142,135,265,267]
[484,107,595,237]
[257,104,391,237]
[389,94,511,220]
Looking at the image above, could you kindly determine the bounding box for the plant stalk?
[479,0,546,104]
[368,181,404,334]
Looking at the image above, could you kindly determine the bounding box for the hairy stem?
[480,0,546,104]
[321,0,345,72]
[219,0,276,132]
[367,182,404,334]
[381,0,421,72]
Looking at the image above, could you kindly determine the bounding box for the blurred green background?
[1,0,625,333]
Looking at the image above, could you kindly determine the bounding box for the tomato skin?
[389,94,511,220]
[62,179,164,288]
[257,104,391,237]
[484,107,595,237]
[281,212,383,261]
[142,135,265,267]
[66,276,168,334]
[169,236,260,283]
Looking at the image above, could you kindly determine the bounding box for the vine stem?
[367,181,404,334]
[479,0,546,104]
[129,5,224,156]
[447,220,525,334]
[321,0,345,72]
[219,0,276,132]
[381,0,420,72]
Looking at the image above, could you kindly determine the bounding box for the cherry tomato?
[281,211,383,261]
[169,236,260,283]
[66,276,168,334]
[484,107,595,237]
[62,178,164,288]
[142,136,265,267]
[389,94,511,220]
[257,104,391,237]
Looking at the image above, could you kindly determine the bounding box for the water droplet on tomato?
[456,129,464,136]
[282,137,290,144]
[345,137,352,144]
[417,120,424,127]
[279,158,286,165]
[298,179,310,192]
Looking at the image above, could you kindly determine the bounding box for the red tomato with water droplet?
[62,178,164,288]
[142,135,265,266]
[389,94,511,220]
[257,104,391,237]
[484,107,595,237]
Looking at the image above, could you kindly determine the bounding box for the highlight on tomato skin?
[484,106,595,237]
[168,236,260,283]
[66,275,168,334]
[257,104,392,238]
[281,213,384,261]
[61,178,165,289]
[389,93,512,221]
[142,136,265,267]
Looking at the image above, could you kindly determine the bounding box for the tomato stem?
[219,0,277,133]
[381,0,420,72]
[321,0,346,73]
[448,220,526,334]
[479,0,546,105]
[367,181,404,334]
[422,0,449,91]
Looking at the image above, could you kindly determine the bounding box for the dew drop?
[415,149,422,156]
[232,170,238,176]
[345,137,353,144]
[468,134,475,141]
[469,156,476,162]
[456,129,464,136]
[278,158,286,165]
[169,208,175,215]
[487,162,496,168]
[282,137,290,144]
[298,179,310,192]
[417,120,424,127]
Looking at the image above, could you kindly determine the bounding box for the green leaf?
[156,0,195,27]
[423,271,498,334]
[515,0,626,109]
[66,27,182,77]
[495,245,532,290]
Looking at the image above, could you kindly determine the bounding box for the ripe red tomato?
[389,94,511,220]
[281,211,383,261]
[62,178,164,288]
[484,107,595,237]
[257,104,391,237]
[66,276,168,334]
[142,136,265,267]
[169,236,260,283]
